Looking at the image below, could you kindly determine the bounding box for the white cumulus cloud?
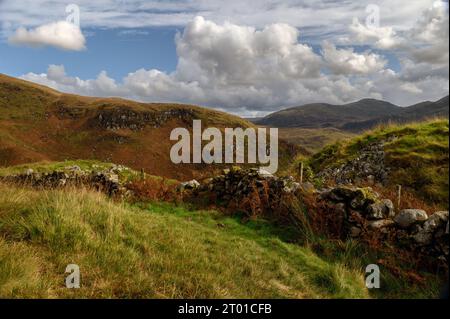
[8,21,86,51]
[322,41,387,75]
[347,18,404,50]
[19,13,449,115]
[347,0,449,65]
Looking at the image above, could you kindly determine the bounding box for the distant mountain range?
[253,96,449,131]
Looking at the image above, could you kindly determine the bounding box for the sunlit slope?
[0,184,368,298]
[0,74,297,180]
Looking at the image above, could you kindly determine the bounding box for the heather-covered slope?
[0,74,297,180]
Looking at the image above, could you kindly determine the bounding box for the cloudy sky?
[0,0,448,116]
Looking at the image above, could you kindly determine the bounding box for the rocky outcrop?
[56,103,196,131]
[319,186,448,262]
[94,108,195,131]
[317,139,395,185]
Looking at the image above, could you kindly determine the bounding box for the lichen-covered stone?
[394,209,428,229]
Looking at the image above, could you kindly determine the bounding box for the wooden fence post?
[396,185,402,211]
[299,162,304,184]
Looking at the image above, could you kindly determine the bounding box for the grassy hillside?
[2,74,296,180]
[0,157,445,299]
[0,184,370,298]
[309,119,449,207]
[342,96,450,131]
[0,74,248,125]
[278,127,355,153]
[257,99,402,128]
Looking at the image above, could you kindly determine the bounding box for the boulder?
[365,199,395,220]
[394,209,428,229]
[413,211,448,245]
[428,211,449,229]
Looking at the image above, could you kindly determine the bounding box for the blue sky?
[0,0,448,116]
[0,27,179,79]
[0,28,402,80]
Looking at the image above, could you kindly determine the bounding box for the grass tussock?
[308,119,449,208]
[0,183,369,299]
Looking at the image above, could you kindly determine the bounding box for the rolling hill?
[308,119,449,208]
[0,74,447,299]
[278,127,356,153]
[0,74,298,180]
[254,96,449,132]
[341,96,450,131]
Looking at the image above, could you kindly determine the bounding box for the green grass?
[0,184,370,298]
[0,183,444,299]
[308,119,449,207]
[138,202,445,299]
[0,160,178,184]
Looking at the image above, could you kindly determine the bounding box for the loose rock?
[394,209,428,229]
